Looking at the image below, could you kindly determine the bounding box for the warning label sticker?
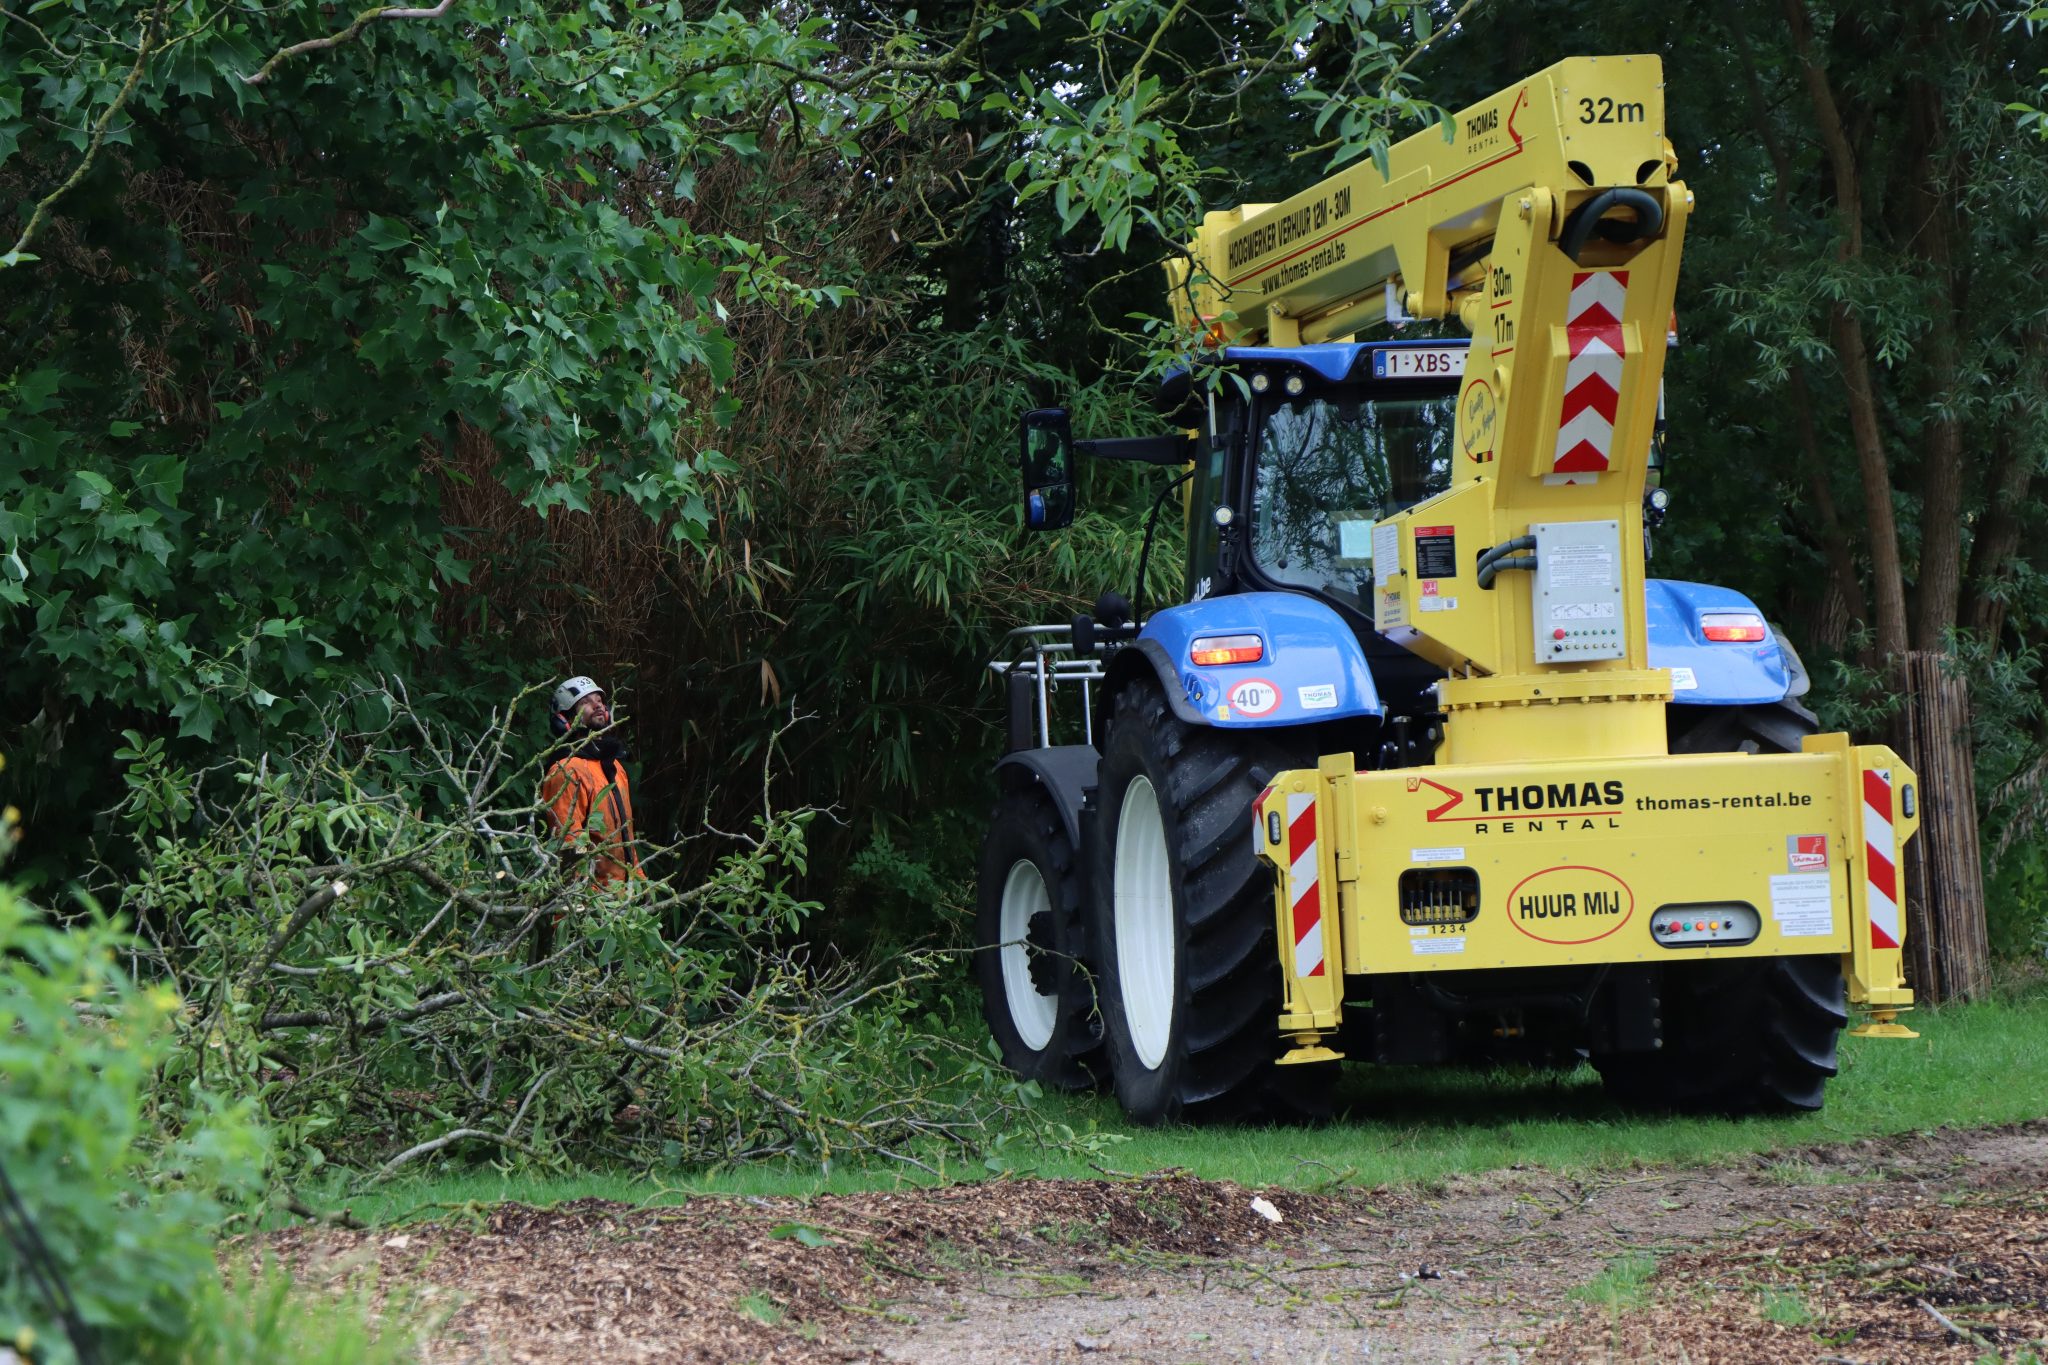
[1409,929,1467,956]
[1769,874,1834,937]
[1372,523,1401,581]
[1546,542,1614,590]
[1414,526,1457,579]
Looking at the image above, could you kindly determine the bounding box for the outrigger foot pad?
[1848,1010,1919,1040]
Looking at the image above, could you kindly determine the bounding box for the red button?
[1553,628,1567,640]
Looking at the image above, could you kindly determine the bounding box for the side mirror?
[1019,407,1076,531]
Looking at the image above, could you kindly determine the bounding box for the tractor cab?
[1184,341,1462,614]
[1013,340,1470,728]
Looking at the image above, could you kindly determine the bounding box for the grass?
[1758,1287,1815,1327]
[1569,1253,1658,1313]
[327,989,2048,1226]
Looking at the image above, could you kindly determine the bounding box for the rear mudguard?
[993,745,1098,851]
[1104,592,1385,730]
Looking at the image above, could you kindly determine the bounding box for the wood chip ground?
[259,1123,2048,1363]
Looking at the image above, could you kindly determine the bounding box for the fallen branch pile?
[117,684,1042,1184]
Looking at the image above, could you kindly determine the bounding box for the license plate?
[1373,346,1467,379]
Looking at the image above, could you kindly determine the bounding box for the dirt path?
[266,1123,2048,1364]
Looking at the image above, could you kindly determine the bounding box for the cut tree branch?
[240,878,352,993]
[369,1126,543,1184]
[259,989,465,1034]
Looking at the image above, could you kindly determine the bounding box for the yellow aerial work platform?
[1201,56,1924,1068]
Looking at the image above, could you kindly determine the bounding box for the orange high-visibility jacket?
[541,749,644,884]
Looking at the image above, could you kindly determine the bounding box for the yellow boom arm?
[1174,56,1686,763]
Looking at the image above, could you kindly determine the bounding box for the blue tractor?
[975,337,1817,1120]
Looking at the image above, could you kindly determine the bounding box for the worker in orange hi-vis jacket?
[541,675,644,886]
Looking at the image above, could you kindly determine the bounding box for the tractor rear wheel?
[1595,701,1846,1113]
[1593,955,1847,1112]
[1090,681,1337,1124]
[975,786,1103,1090]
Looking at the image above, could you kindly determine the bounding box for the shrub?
[0,884,266,1362]
[0,748,417,1365]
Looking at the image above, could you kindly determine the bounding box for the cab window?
[1249,390,1456,609]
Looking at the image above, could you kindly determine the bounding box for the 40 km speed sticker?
[1227,678,1282,717]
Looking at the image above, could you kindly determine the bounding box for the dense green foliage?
[0,891,261,1360]
[0,0,1439,910]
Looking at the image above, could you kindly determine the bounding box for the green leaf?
[358,215,411,251]
[768,1222,832,1248]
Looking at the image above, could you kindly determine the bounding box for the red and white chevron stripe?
[1286,792,1325,978]
[1553,270,1630,475]
[1863,768,1901,950]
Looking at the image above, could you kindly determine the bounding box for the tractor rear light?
[1700,611,1767,643]
[1191,634,1263,666]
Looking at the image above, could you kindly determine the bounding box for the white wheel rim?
[1114,775,1176,1070]
[999,858,1058,1051]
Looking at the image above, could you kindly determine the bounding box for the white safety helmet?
[552,675,604,714]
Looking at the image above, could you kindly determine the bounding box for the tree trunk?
[1781,0,1910,662]
[1891,651,1990,1003]
[1902,65,1965,651]
[1729,8,1867,655]
[1961,426,2033,646]
[1962,319,2046,644]
[1789,368,1866,652]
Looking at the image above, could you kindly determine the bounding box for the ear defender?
[549,711,570,738]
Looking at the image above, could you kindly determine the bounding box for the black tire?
[1595,701,1846,1114]
[1089,681,1338,1125]
[1592,955,1847,1113]
[975,785,1103,1091]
